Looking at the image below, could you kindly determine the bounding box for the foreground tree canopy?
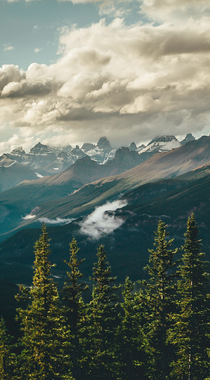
[0,214,210,380]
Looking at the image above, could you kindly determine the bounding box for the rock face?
[180,133,195,145]
[82,137,116,164]
[11,147,25,155]
[30,142,51,155]
[97,136,111,150]
[81,143,96,152]
[129,142,137,151]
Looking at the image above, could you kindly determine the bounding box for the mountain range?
[0,133,195,192]
[1,131,210,323]
[0,133,201,240]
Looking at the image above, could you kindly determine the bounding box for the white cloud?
[0,2,210,148]
[3,44,14,51]
[22,214,36,220]
[80,200,127,239]
[140,0,210,22]
[39,217,74,225]
[34,48,41,53]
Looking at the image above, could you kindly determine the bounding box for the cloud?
[39,217,74,225]
[34,48,41,53]
[1,4,210,148]
[140,0,210,22]
[80,200,127,239]
[22,214,36,220]
[0,131,37,155]
[3,44,14,51]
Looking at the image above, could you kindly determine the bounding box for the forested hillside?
[1,216,210,379]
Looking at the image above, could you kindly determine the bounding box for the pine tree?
[115,277,149,380]
[16,224,68,380]
[86,245,120,380]
[171,214,210,380]
[142,219,178,380]
[62,238,88,379]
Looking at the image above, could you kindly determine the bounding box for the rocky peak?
[113,147,140,163]
[81,142,96,152]
[30,142,51,155]
[11,146,25,155]
[180,133,195,145]
[129,142,137,151]
[71,146,87,158]
[97,136,111,150]
[61,145,72,153]
[148,135,178,146]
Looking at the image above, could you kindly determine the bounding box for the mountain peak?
[97,136,111,150]
[30,142,51,155]
[129,142,137,151]
[11,146,25,155]
[180,133,195,145]
[148,135,178,146]
[81,142,96,152]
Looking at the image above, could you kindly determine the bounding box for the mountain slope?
[0,155,38,192]
[0,147,148,239]
[0,134,207,242]
[1,169,210,289]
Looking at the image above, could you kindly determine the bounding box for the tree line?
[0,214,210,379]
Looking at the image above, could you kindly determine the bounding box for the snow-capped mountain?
[0,133,196,192]
[140,135,181,154]
[2,136,117,176]
[81,136,116,164]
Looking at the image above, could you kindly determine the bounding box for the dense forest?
[0,214,210,380]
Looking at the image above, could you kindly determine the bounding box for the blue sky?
[0,0,210,153]
[0,0,100,70]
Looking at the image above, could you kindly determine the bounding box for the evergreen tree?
[87,245,120,380]
[142,219,178,380]
[115,277,149,380]
[62,238,88,379]
[16,224,68,380]
[0,317,15,379]
[170,214,210,380]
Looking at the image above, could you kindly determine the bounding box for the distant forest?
[0,214,210,380]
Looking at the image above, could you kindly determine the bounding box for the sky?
[0,0,210,154]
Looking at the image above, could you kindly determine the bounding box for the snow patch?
[4,160,17,168]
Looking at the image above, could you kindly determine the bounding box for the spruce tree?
[142,219,178,380]
[0,317,15,379]
[87,245,120,380]
[62,238,88,379]
[115,277,149,380]
[171,214,210,380]
[16,224,67,380]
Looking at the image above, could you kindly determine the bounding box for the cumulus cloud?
[1,1,210,149]
[80,200,127,239]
